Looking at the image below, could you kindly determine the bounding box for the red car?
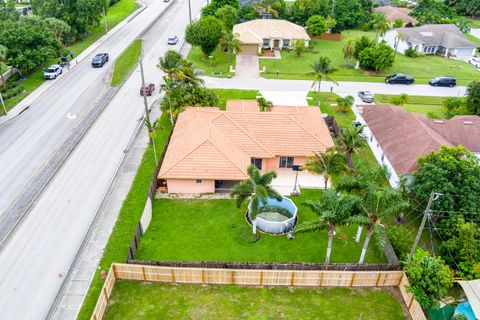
[140,83,155,96]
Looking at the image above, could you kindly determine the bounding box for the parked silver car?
[358,91,374,103]
[43,64,63,80]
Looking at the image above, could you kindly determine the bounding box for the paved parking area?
[235,54,259,78]
[271,168,327,195]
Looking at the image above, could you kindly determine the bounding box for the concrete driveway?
[235,54,259,78]
[271,168,327,195]
[260,91,309,106]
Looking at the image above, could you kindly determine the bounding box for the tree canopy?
[185,16,224,57]
[306,15,327,36]
[358,43,395,72]
[290,0,329,25]
[466,80,480,115]
[332,0,365,30]
[215,5,238,30]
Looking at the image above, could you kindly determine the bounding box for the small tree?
[394,32,406,57]
[157,50,184,81]
[371,12,389,42]
[303,147,346,189]
[310,56,338,106]
[358,43,395,72]
[306,15,327,36]
[336,95,354,113]
[253,0,279,18]
[404,249,454,309]
[466,80,480,115]
[296,190,358,264]
[442,96,464,118]
[185,16,224,57]
[338,124,367,159]
[292,39,306,57]
[342,38,356,62]
[220,31,240,66]
[257,97,273,111]
[238,4,259,20]
[390,93,408,106]
[393,19,404,28]
[353,36,374,59]
[215,5,238,31]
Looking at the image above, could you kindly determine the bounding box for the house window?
[263,39,270,46]
[370,135,373,142]
[251,158,263,170]
[196,179,203,184]
[279,156,294,168]
[381,153,385,162]
[283,39,290,47]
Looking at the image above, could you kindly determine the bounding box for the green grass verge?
[468,18,480,29]
[2,0,139,113]
[212,88,260,109]
[307,91,354,128]
[111,39,142,87]
[103,281,408,319]
[374,94,447,118]
[187,46,235,78]
[76,114,173,320]
[135,189,386,264]
[260,29,479,85]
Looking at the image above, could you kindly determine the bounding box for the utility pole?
[188,0,192,23]
[140,58,158,164]
[103,7,108,34]
[0,92,6,115]
[409,192,435,260]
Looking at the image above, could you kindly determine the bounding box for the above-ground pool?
[247,196,298,234]
[454,301,476,320]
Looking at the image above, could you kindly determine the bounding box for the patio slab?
[271,168,328,195]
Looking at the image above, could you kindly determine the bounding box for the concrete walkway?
[235,54,260,78]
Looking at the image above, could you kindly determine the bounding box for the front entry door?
[273,39,280,49]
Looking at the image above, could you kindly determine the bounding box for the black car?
[358,91,374,103]
[385,73,414,85]
[429,76,456,87]
[92,53,109,67]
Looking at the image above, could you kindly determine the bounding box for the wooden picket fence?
[91,263,426,320]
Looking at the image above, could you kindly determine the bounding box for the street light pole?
[103,6,108,34]
[188,0,192,23]
[140,58,158,164]
[0,91,6,115]
[408,192,435,260]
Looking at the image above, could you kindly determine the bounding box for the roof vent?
[434,120,444,124]
[464,121,474,125]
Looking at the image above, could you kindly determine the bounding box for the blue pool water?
[454,301,476,320]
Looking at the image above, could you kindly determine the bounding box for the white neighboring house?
[233,19,310,55]
[353,104,480,188]
[381,24,477,59]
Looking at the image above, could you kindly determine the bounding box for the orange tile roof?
[158,103,334,180]
[226,100,260,112]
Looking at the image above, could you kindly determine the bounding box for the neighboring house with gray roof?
[380,24,477,59]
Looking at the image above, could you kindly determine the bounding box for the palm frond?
[295,219,326,233]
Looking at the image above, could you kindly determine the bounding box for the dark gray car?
[385,73,414,85]
[92,53,109,68]
[428,76,456,87]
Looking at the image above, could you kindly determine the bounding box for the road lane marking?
[66,113,77,120]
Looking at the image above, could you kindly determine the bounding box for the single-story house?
[373,6,417,25]
[157,102,334,194]
[233,19,310,55]
[380,24,477,59]
[355,104,480,187]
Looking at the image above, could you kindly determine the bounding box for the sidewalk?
[0,3,147,127]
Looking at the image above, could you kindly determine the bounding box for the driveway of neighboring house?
[271,168,327,195]
[235,54,259,78]
[260,90,309,106]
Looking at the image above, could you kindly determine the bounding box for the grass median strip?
[76,114,172,320]
[103,281,408,319]
[111,39,142,87]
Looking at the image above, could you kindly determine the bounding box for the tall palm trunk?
[359,226,373,264]
[355,224,363,243]
[316,78,322,107]
[227,47,231,66]
[325,225,334,264]
[324,175,329,189]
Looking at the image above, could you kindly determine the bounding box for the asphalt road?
[0,0,203,318]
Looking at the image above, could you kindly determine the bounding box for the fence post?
[103,287,109,302]
[171,269,176,282]
[319,272,324,286]
[375,273,381,287]
[290,272,295,286]
[201,269,205,284]
[231,270,235,284]
[350,273,356,287]
[142,265,147,281]
[259,271,263,285]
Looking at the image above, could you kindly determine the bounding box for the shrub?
[393,19,404,28]
[358,43,395,72]
[390,93,408,106]
[404,47,417,57]
[292,39,306,57]
[387,225,413,260]
[306,15,327,36]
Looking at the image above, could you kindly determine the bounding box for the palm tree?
[253,0,279,18]
[337,167,409,264]
[257,97,273,111]
[338,124,366,157]
[157,50,184,81]
[336,95,354,113]
[230,165,281,233]
[372,13,389,42]
[342,38,356,62]
[303,147,346,189]
[296,190,358,264]
[310,56,338,107]
[394,32,406,57]
[221,31,241,66]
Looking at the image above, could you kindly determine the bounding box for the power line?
[395,196,430,226]
[430,209,480,216]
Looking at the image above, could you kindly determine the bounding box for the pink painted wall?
[262,156,308,171]
[167,179,215,194]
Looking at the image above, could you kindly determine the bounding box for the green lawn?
[307,91,355,128]
[103,281,408,320]
[374,94,446,118]
[111,39,142,86]
[135,189,386,264]
[188,46,235,78]
[2,0,139,113]
[468,18,480,29]
[260,29,479,85]
[76,114,173,320]
[212,88,260,109]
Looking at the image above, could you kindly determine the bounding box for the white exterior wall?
[352,106,401,188]
[380,29,410,55]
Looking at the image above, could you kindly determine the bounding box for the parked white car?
[469,57,480,69]
[43,64,63,80]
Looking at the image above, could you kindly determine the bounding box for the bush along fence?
[90,263,426,320]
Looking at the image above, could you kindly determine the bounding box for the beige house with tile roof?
[233,19,310,55]
[157,103,333,194]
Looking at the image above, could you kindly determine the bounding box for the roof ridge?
[221,113,274,157]
[413,114,452,146]
[286,113,327,147]
[207,133,249,177]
